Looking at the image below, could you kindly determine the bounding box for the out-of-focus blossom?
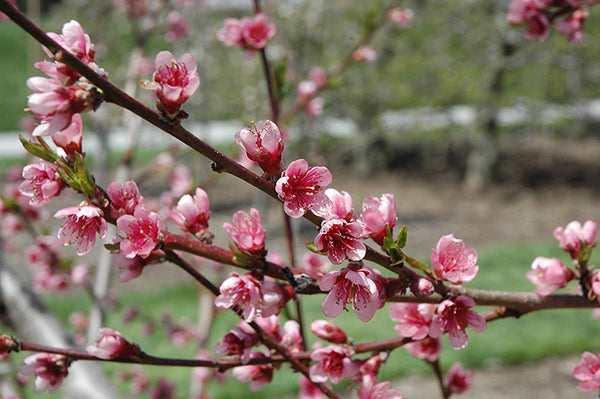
[358,374,403,399]
[215,272,262,322]
[19,160,65,207]
[214,321,258,363]
[526,256,576,296]
[553,220,597,260]
[55,204,107,255]
[169,187,211,237]
[555,8,588,43]
[573,351,600,391]
[116,207,163,258]
[314,189,354,221]
[309,345,356,384]
[311,320,347,344]
[276,159,332,218]
[52,113,82,155]
[358,193,397,245]
[431,234,479,285]
[108,180,145,217]
[389,303,436,340]
[231,352,274,391]
[305,97,325,117]
[300,252,332,279]
[281,320,304,353]
[404,337,441,362]
[87,328,139,359]
[507,0,551,41]
[168,164,193,196]
[429,295,487,350]
[260,281,293,318]
[388,8,414,27]
[446,363,474,394]
[114,252,161,282]
[299,375,325,399]
[20,353,69,393]
[217,14,277,53]
[235,120,284,176]
[315,218,366,264]
[352,46,377,62]
[309,67,328,88]
[70,264,89,286]
[165,11,192,42]
[223,208,266,256]
[114,0,149,19]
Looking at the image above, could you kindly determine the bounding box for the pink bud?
[310,320,347,344]
[446,363,474,394]
[526,256,576,296]
[87,328,140,359]
[235,120,284,176]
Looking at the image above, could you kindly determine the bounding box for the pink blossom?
[19,160,65,207]
[214,322,259,363]
[553,220,597,260]
[231,352,273,391]
[410,278,435,298]
[141,51,200,117]
[87,328,139,359]
[429,296,487,350]
[507,0,551,41]
[573,351,600,391]
[169,165,193,196]
[315,219,366,264]
[389,303,436,340]
[215,272,262,322]
[309,345,356,384]
[169,187,211,236]
[281,320,304,353]
[526,256,576,296]
[217,13,276,53]
[305,97,324,117]
[310,320,348,344]
[108,180,145,217]
[404,337,441,362]
[299,375,325,399]
[446,363,474,394]
[52,113,82,155]
[309,67,328,88]
[223,208,266,256]
[314,189,354,221]
[352,46,377,62]
[20,353,69,393]
[114,252,162,282]
[260,281,293,318]
[320,264,383,322]
[358,193,397,245]
[33,270,70,292]
[298,80,318,104]
[165,11,192,42]
[70,264,89,286]
[275,159,332,218]
[358,374,403,399]
[216,18,245,48]
[55,204,108,255]
[388,8,414,28]
[116,207,163,258]
[235,120,284,176]
[300,252,332,279]
[431,234,479,285]
[555,9,587,43]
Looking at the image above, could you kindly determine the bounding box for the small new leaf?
[396,225,408,248]
[18,135,58,163]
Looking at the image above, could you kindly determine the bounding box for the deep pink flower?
[314,189,354,221]
[51,113,82,155]
[352,46,377,62]
[388,8,414,28]
[169,187,211,236]
[55,204,108,255]
[299,375,325,399]
[555,9,587,43]
[526,256,576,296]
[507,0,551,41]
[310,320,348,344]
[300,252,332,279]
[358,193,397,245]
[108,180,145,217]
[87,328,139,359]
[231,352,273,391]
[553,220,597,260]
[309,345,356,384]
[165,11,192,42]
[358,374,403,399]
[431,234,479,285]
[223,208,265,256]
[429,296,487,350]
[276,159,332,218]
[19,160,65,207]
[573,351,600,391]
[20,353,69,394]
[241,13,277,50]
[315,219,366,264]
[141,51,200,117]
[214,321,259,363]
[116,207,163,258]
[320,264,383,322]
[215,272,262,322]
[389,303,436,340]
[446,363,474,394]
[404,337,442,362]
[235,120,284,176]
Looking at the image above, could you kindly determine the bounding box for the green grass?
[19,239,597,398]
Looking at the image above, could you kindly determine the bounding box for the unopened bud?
[410,278,435,298]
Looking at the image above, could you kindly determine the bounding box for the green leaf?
[273,56,288,101]
[396,225,408,248]
[18,135,58,163]
[74,153,96,198]
[305,241,324,255]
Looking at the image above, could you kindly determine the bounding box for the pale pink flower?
[235,120,284,175]
[309,67,328,88]
[223,208,266,256]
[299,375,325,399]
[214,322,259,363]
[169,164,193,196]
[298,80,318,104]
[446,363,474,394]
[320,264,382,322]
[19,160,65,207]
[573,351,600,391]
[216,18,245,48]
[309,345,356,384]
[276,159,333,218]
[51,113,82,155]
[141,51,200,117]
[231,352,273,391]
[553,220,597,260]
[526,256,576,296]
[87,328,139,359]
[20,353,69,393]
[215,272,262,322]
[310,320,347,344]
[352,46,377,62]
[431,234,479,285]
[300,252,332,279]
[108,180,145,217]
[555,9,587,43]
[260,281,292,318]
[305,97,325,117]
[404,337,441,362]
[388,8,414,28]
[315,219,366,264]
[169,187,211,235]
[358,193,397,245]
[358,374,403,399]
[55,204,108,255]
[314,189,354,221]
[165,11,192,42]
[116,207,163,258]
[429,296,487,350]
[281,320,304,353]
[70,264,89,286]
[389,303,436,340]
